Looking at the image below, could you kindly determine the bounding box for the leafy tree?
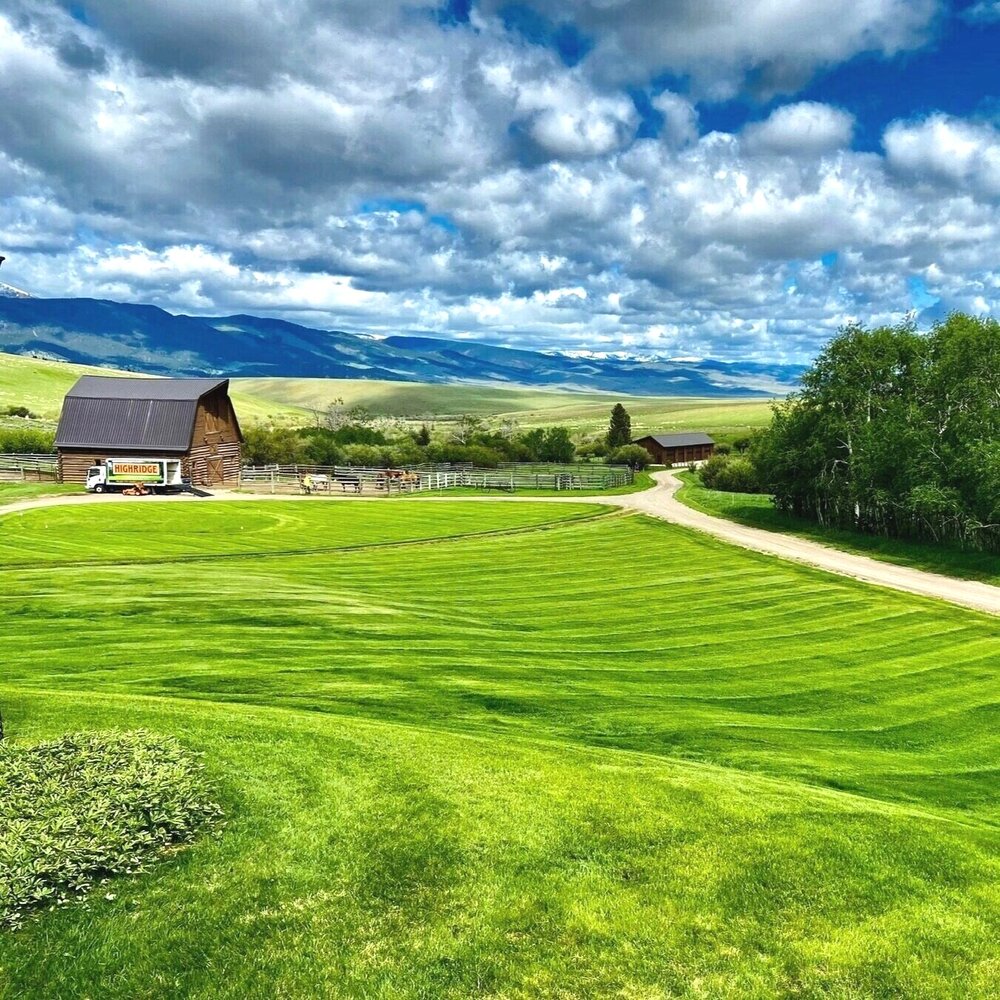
[413,424,431,447]
[605,403,632,449]
[540,427,575,463]
[451,414,484,444]
[518,427,547,461]
[752,313,1000,550]
[242,425,307,465]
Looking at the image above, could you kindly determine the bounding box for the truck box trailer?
[85,458,184,493]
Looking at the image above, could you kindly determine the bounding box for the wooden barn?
[56,377,243,486]
[633,432,715,466]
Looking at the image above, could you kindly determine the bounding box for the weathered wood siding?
[187,387,242,485]
[58,385,242,486]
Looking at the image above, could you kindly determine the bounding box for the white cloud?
[742,103,855,156]
[0,1,996,364]
[961,1,1000,23]
[652,92,699,148]
[883,114,1000,197]
[478,0,939,97]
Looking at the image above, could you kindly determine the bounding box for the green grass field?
[234,376,775,440]
[0,482,79,506]
[675,472,1000,587]
[1,497,998,998]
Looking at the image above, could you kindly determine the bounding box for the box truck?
[85,458,184,494]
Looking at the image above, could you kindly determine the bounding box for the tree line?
[713,313,999,552]
[243,408,650,469]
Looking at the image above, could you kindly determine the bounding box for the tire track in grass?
[0,506,625,572]
[5,682,994,836]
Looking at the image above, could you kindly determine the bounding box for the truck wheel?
[93,484,105,494]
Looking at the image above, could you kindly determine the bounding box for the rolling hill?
[0,352,775,439]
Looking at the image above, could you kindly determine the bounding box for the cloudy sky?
[0,0,997,362]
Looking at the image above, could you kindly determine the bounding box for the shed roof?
[56,376,229,451]
[635,432,715,448]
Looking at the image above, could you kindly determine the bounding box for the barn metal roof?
[636,432,715,447]
[65,376,228,401]
[55,377,229,451]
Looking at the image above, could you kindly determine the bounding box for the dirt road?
[618,471,1000,616]
[4,472,999,615]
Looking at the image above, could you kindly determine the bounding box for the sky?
[0,0,997,363]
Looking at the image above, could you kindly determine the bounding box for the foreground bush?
[699,453,761,493]
[0,730,223,929]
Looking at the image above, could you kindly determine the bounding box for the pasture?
[0,352,774,443]
[1,499,998,998]
[234,375,775,440]
[0,353,311,426]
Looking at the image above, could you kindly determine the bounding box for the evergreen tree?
[606,403,632,449]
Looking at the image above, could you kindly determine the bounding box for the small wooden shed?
[56,376,243,486]
[633,432,715,466]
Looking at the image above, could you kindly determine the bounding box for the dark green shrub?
[0,427,54,453]
[608,445,650,470]
[242,425,307,465]
[699,453,761,493]
[3,405,38,419]
[0,730,223,929]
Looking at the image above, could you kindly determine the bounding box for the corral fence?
[239,462,633,495]
[0,453,58,481]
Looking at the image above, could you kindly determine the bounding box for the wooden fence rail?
[0,453,59,481]
[239,463,633,495]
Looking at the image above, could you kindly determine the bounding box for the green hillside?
[235,375,775,438]
[0,353,312,426]
[0,352,774,441]
[1,498,997,997]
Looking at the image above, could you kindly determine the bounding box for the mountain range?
[0,296,803,396]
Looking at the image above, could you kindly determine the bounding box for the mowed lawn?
[1,500,998,998]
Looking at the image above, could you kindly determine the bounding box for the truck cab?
[86,465,108,493]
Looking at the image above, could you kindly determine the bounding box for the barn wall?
[187,388,242,485]
[634,438,715,466]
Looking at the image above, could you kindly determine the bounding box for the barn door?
[206,458,224,484]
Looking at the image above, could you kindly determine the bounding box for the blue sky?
[0,0,997,362]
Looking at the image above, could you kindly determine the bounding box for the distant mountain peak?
[0,295,803,396]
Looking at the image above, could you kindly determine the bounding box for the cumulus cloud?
[742,103,855,156]
[477,0,939,97]
[883,114,1000,197]
[0,1,996,364]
